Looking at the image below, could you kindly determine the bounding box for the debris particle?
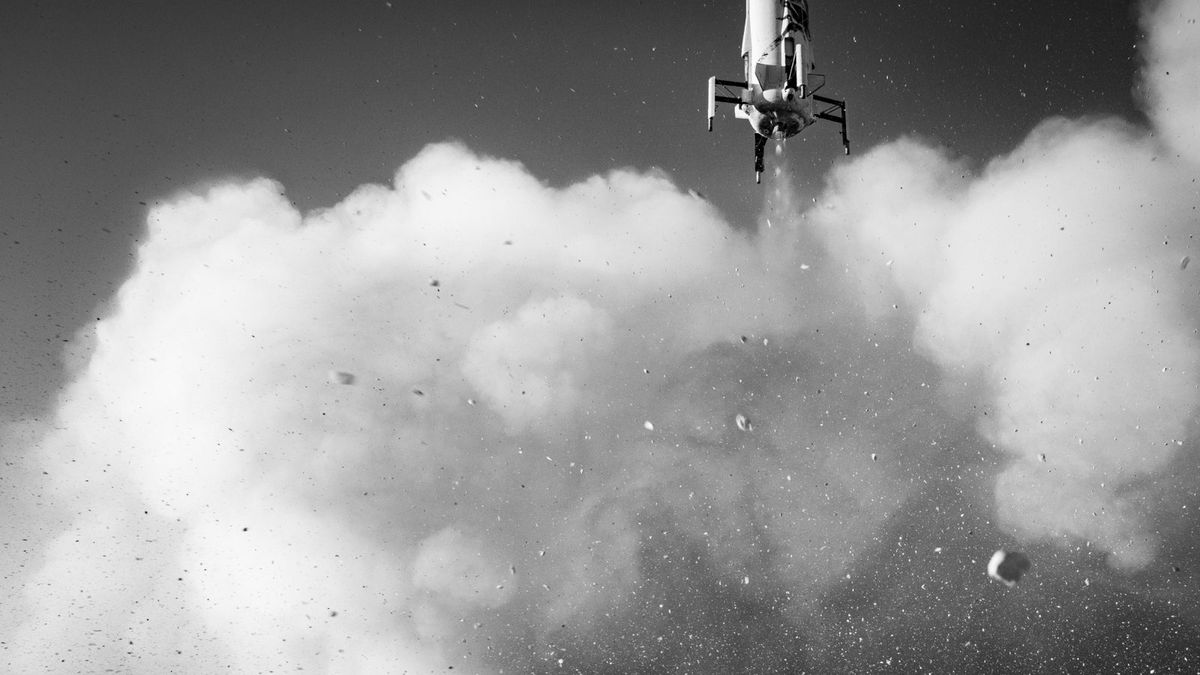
[1181,255,1191,270]
[429,278,440,287]
[466,398,476,406]
[871,453,878,461]
[799,263,810,270]
[412,388,424,396]
[1037,453,1046,462]
[643,420,655,431]
[742,575,750,585]
[740,335,748,343]
[328,370,356,385]
[987,550,1032,587]
[421,190,432,201]
[735,414,752,432]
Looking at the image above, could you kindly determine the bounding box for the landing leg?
[754,135,767,184]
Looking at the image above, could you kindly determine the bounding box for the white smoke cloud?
[809,4,1200,569]
[9,141,950,672]
[1142,0,1200,164]
[6,2,1199,671]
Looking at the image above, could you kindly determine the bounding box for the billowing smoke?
[811,114,1200,569]
[6,0,1200,672]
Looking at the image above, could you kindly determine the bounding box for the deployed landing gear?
[754,135,767,184]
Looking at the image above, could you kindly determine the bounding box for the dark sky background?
[0,0,1144,418]
[7,1,1200,674]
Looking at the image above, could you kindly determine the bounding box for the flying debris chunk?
[987,550,1032,587]
[1181,255,1191,270]
[643,420,655,431]
[735,413,752,432]
[328,370,356,385]
[429,278,440,287]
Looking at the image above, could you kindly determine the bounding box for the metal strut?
[813,94,850,154]
[754,135,767,183]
